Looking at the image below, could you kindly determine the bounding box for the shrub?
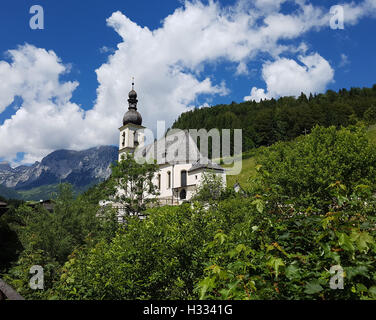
[255,125,376,208]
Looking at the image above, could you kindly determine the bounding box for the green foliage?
[192,172,225,202]
[2,183,119,298]
[17,183,96,201]
[17,184,61,201]
[50,185,376,300]
[109,154,160,216]
[172,85,376,152]
[0,184,22,200]
[2,248,60,300]
[0,199,24,273]
[0,216,23,273]
[195,185,376,300]
[364,105,376,125]
[52,203,220,300]
[255,125,376,208]
[11,184,107,264]
[4,124,376,301]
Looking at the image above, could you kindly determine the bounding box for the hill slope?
[172,85,376,152]
[225,124,376,190]
[0,184,21,200]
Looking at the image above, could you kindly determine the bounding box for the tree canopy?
[172,85,376,152]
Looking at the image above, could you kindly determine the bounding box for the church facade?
[118,83,226,205]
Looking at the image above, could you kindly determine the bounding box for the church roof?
[135,129,225,172]
[137,130,200,165]
[188,159,224,172]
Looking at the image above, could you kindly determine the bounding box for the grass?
[224,155,258,189]
[18,184,60,201]
[366,124,376,144]
[17,183,97,201]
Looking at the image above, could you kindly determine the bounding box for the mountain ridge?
[0,146,118,199]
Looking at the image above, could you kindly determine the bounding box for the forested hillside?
[172,85,376,151]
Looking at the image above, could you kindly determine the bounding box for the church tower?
[118,81,145,161]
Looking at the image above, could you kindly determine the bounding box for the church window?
[157,174,161,190]
[167,171,171,189]
[181,170,187,187]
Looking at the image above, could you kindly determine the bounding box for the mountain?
[0,146,118,199]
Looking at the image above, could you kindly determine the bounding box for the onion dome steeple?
[123,79,142,126]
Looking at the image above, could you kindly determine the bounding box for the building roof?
[134,129,225,172]
[136,130,201,165]
[188,159,225,172]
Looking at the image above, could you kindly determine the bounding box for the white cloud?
[244,87,269,102]
[0,45,77,114]
[0,0,374,164]
[0,45,84,165]
[245,53,334,101]
[254,0,288,13]
[341,0,376,26]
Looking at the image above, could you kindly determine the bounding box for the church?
[117,82,226,206]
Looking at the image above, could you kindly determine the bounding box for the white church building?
[117,83,226,206]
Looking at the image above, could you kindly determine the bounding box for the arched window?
[167,171,171,189]
[180,189,187,200]
[157,174,161,190]
[181,170,187,187]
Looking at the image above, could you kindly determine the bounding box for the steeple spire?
[123,79,142,126]
[128,78,138,110]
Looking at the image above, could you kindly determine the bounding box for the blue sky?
[0,0,375,165]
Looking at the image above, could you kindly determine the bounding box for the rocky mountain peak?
[0,146,118,191]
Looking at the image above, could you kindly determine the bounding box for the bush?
[52,203,222,299]
[196,185,376,300]
[192,172,226,202]
[255,125,376,208]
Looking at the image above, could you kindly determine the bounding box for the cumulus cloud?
[0,45,77,114]
[245,53,334,101]
[0,0,374,164]
[0,45,84,164]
